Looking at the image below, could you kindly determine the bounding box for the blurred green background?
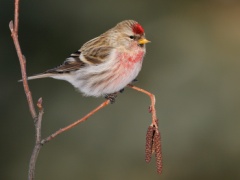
[1,0,240,179]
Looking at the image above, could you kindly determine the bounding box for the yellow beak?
[138,38,150,45]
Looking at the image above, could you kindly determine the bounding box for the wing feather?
[44,34,113,74]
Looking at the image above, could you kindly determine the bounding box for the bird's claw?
[105,93,118,104]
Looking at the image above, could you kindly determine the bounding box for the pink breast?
[118,51,144,69]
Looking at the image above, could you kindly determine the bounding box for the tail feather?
[18,73,53,82]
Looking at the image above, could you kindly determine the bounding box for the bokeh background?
[1,0,240,179]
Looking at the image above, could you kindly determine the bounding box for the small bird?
[25,20,150,101]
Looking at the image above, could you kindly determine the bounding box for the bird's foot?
[105,93,118,104]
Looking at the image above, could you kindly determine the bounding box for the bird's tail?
[18,73,53,82]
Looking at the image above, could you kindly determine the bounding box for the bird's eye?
[129,36,135,39]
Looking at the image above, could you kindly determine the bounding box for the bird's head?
[108,20,150,49]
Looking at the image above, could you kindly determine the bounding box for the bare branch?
[9,7,37,119]
[14,0,19,33]
[42,99,110,144]
[28,98,44,180]
[127,84,158,127]
[10,1,41,179]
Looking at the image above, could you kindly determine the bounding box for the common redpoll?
[26,20,150,100]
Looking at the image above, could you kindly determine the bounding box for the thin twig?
[42,99,110,144]
[127,84,158,127]
[9,1,41,179]
[9,22,37,119]
[14,0,19,33]
[28,98,44,180]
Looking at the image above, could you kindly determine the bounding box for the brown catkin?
[154,130,163,174]
[145,126,154,163]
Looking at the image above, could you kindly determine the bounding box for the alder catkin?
[153,130,163,174]
[145,126,154,163]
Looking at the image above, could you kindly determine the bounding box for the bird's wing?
[45,36,113,74]
[44,51,84,74]
[80,46,113,64]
